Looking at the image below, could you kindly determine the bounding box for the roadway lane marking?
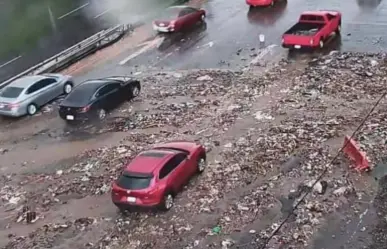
[58,2,90,20]
[119,37,164,65]
[0,55,22,69]
[94,8,112,19]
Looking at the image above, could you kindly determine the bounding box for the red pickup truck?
[282,11,341,49]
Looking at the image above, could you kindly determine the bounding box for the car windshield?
[64,83,97,105]
[0,87,24,98]
[158,7,184,20]
[117,174,152,190]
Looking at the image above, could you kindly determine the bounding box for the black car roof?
[74,80,108,92]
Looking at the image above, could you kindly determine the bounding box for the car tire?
[130,85,141,99]
[63,82,73,94]
[27,103,38,116]
[319,40,324,49]
[197,154,206,173]
[160,193,174,211]
[97,108,107,120]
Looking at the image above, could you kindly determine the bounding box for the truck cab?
[282,11,341,49]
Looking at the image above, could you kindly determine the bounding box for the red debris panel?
[343,136,370,172]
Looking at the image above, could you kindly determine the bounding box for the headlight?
[281,38,284,43]
[310,39,313,45]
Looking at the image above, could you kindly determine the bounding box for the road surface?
[1,0,387,249]
[55,0,387,82]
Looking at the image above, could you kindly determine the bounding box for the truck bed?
[284,22,325,36]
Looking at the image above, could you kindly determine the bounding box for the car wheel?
[97,109,106,120]
[319,40,324,49]
[63,82,73,94]
[197,155,206,173]
[160,193,174,211]
[27,104,38,116]
[130,85,140,98]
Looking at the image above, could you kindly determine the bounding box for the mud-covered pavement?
[1,51,387,249]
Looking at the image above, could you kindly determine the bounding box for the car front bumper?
[153,24,173,33]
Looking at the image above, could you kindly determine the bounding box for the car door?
[326,14,338,33]
[94,83,121,110]
[185,8,201,25]
[159,154,188,192]
[178,8,195,29]
[26,80,47,106]
[40,78,60,103]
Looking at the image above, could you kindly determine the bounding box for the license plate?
[127,197,136,203]
[66,115,74,120]
[294,45,301,49]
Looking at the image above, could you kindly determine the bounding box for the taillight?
[78,105,90,113]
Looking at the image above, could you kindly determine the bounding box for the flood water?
[0,0,187,83]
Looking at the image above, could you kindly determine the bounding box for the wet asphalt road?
[113,0,387,72]
[66,0,387,81]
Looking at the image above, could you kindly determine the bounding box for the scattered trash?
[196,75,213,81]
[212,225,222,234]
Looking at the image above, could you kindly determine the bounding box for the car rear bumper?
[282,43,319,49]
[59,111,91,121]
[0,108,24,117]
[113,200,160,210]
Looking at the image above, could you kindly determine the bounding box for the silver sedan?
[0,74,74,117]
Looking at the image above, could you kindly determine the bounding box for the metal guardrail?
[0,24,131,89]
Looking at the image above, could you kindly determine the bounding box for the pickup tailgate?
[282,34,314,47]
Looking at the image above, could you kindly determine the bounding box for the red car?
[152,6,206,33]
[111,141,206,211]
[247,0,277,7]
[282,10,342,49]
[247,0,287,26]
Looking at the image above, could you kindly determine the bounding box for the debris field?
[1,51,387,249]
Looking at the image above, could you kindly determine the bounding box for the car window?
[96,84,117,97]
[26,82,41,94]
[301,15,325,22]
[117,173,152,190]
[159,153,187,179]
[0,87,24,98]
[64,83,97,105]
[178,8,194,17]
[40,78,57,88]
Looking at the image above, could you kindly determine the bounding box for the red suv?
[111,141,206,211]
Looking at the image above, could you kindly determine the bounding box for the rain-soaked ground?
[113,0,387,72]
[55,0,387,81]
[1,0,387,249]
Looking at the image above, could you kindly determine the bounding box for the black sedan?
[59,76,140,123]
